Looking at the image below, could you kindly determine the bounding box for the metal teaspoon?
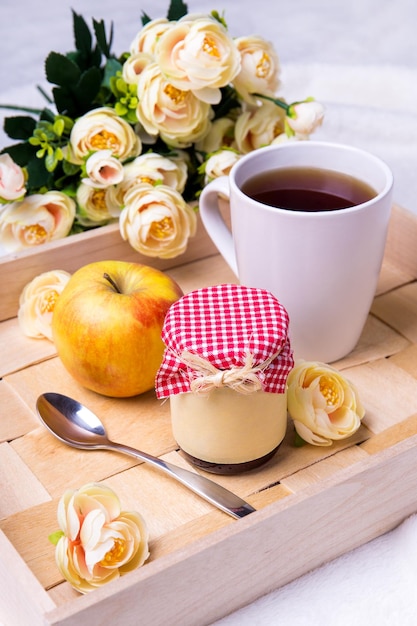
[36,392,256,519]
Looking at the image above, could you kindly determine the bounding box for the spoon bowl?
[36,392,256,519]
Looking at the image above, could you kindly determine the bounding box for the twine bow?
[178,348,282,395]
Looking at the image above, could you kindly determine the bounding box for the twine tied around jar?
[177,348,282,395]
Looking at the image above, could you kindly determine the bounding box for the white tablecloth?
[1,1,417,624]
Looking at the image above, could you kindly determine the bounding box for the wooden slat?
[372,282,417,343]
[2,203,417,625]
[42,434,417,626]
[280,444,369,491]
[341,358,417,433]
[0,531,56,626]
[0,443,51,518]
[0,380,39,442]
[383,204,417,280]
[333,313,409,370]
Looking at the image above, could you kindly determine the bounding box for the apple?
[52,260,183,397]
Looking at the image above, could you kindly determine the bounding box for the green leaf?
[48,530,64,546]
[213,85,241,120]
[52,118,65,137]
[141,11,152,26]
[26,156,53,189]
[45,151,58,172]
[39,108,58,124]
[3,115,37,140]
[72,10,92,57]
[75,66,102,108]
[1,142,37,167]
[51,87,75,116]
[50,64,102,117]
[93,18,114,58]
[103,58,123,89]
[294,431,307,447]
[167,0,188,21]
[62,160,80,176]
[211,10,227,29]
[45,52,81,88]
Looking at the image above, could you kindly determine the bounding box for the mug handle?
[199,176,238,276]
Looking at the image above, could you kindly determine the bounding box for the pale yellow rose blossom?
[119,182,197,258]
[155,16,241,104]
[287,360,365,447]
[67,107,142,164]
[136,63,213,148]
[122,52,153,85]
[0,191,76,255]
[18,270,71,341]
[53,483,149,594]
[286,100,325,138]
[130,18,171,56]
[0,153,26,201]
[233,35,280,104]
[122,152,188,193]
[203,149,241,184]
[76,183,121,226]
[105,152,188,214]
[83,150,124,189]
[234,100,286,153]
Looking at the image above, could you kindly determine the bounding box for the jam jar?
[156,284,293,474]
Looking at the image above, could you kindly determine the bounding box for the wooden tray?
[2,204,417,625]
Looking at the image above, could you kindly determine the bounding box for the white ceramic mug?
[199,141,394,362]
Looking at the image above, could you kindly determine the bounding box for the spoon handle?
[110,441,256,519]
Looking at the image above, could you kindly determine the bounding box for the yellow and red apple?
[52,260,183,397]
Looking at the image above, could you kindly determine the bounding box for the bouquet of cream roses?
[0,0,324,260]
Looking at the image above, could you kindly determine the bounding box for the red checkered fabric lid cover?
[155,284,293,398]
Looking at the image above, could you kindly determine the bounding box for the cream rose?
[0,191,75,255]
[67,107,141,164]
[122,52,153,85]
[155,16,241,104]
[53,483,149,594]
[18,270,71,341]
[233,35,280,104]
[76,183,121,226]
[119,182,197,258]
[234,100,286,153]
[287,360,365,447]
[136,63,212,147]
[203,149,241,184]
[286,100,325,138]
[123,152,188,192]
[105,152,188,213]
[0,153,26,201]
[82,150,124,188]
[130,18,171,56]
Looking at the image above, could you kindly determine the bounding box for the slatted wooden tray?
[1,204,417,626]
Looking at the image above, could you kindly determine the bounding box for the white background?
[1,1,417,624]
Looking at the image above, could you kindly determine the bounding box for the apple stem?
[103,272,121,293]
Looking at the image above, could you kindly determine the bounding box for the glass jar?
[156,284,293,474]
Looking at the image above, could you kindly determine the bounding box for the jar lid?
[155,284,293,398]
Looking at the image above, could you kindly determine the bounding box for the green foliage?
[210,10,227,28]
[142,0,188,25]
[213,85,241,121]
[0,9,122,195]
[42,10,119,118]
[48,530,64,546]
[4,115,36,141]
[93,18,114,59]
[167,0,188,20]
[294,431,307,447]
